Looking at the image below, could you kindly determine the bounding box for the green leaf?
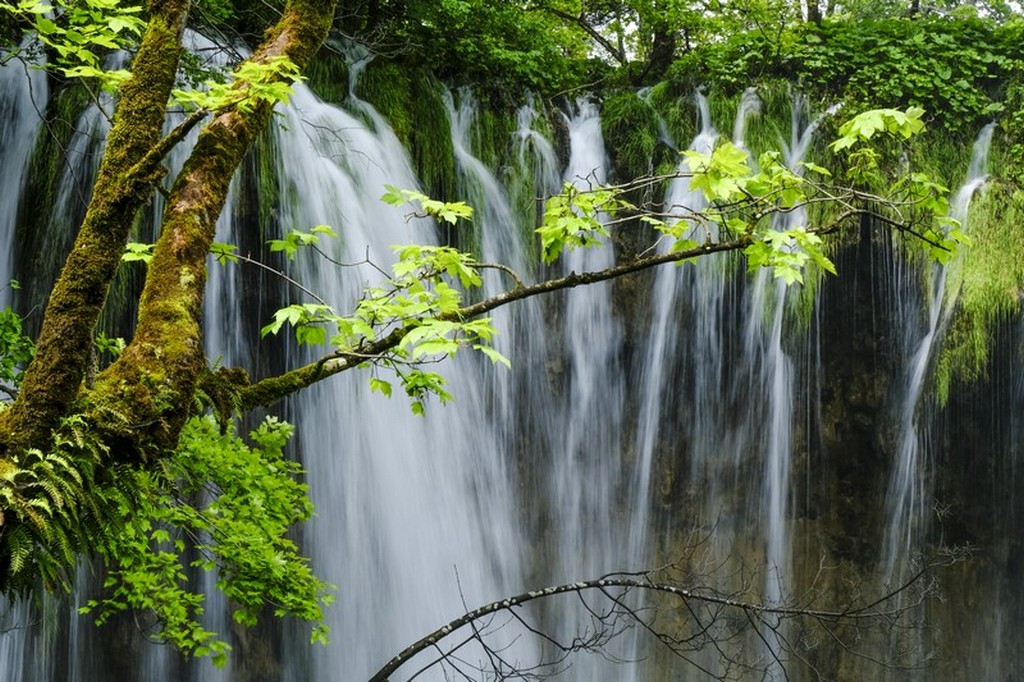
[474,344,511,368]
[209,242,238,265]
[369,378,393,397]
[122,242,153,264]
[310,225,337,238]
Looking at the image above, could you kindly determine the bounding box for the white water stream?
[882,122,996,577]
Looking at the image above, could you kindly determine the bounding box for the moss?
[305,51,458,204]
[5,2,191,451]
[196,365,250,429]
[601,93,660,181]
[469,92,518,171]
[358,60,414,141]
[407,74,458,202]
[742,81,794,158]
[504,98,557,239]
[935,185,1024,402]
[303,52,349,104]
[252,127,281,232]
[646,80,696,149]
[239,361,325,409]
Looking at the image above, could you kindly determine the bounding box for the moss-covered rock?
[601,92,660,181]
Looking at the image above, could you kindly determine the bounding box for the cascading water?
[2,35,1024,680]
[647,92,721,516]
[553,98,625,578]
[270,76,533,680]
[0,45,48,305]
[761,94,833,606]
[640,91,837,676]
[882,122,996,577]
[0,56,50,679]
[732,86,761,148]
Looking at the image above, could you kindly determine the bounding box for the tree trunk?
[87,0,337,456]
[807,0,822,24]
[0,0,192,452]
[0,0,338,585]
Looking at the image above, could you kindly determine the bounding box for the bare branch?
[368,566,937,682]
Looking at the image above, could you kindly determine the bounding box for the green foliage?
[172,55,304,113]
[830,107,929,184]
[1002,74,1024,183]
[94,332,124,359]
[0,306,34,391]
[683,141,755,202]
[191,0,236,27]
[539,108,955,288]
[791,19,1018,137]
[82,416,333,664]
[935,186,1024,401]
[122,241,154,264]
[209,242,238,265]
[831,107,926,151]
[359,0,597,97]
[601,94,660,180]
[643,81,695,153]
[669,28,787,96]
[258,194,508,413]
[537,184,623,263]
[261,303,335,346]
[334,240,511,410]
[381,186,472,225]
[2,409,331,664]
[670,18,1022,138]
[744,228,836,285]
[1,0,146,91]
[267,224,336,260]
[0,415,115,593]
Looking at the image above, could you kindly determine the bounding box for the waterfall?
[732,86,761,148]
[641,91,833,676]
[882,122,996,576]
[761,94,831,604]
[646,90,721,537]
[0,44,48,303]
[555,98,624,582]
[1,36,1023,679]
[269,79,534,679]
[514,95,561,198]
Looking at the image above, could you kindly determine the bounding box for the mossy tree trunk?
[0,0,192,452]
[87,0,335,456]
[0,0,338,545]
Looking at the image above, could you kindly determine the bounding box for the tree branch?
[238,203,923,409]
[529,4,628,66]
[368,568,934,682]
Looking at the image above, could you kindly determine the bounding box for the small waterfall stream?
[882,122,996,577]
[0,45,48,303]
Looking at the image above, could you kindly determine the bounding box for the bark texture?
[86,0,336,456]
[0,0,338,575]
[0,0,192,451]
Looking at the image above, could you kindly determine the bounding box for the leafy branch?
[242,107,960,411]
